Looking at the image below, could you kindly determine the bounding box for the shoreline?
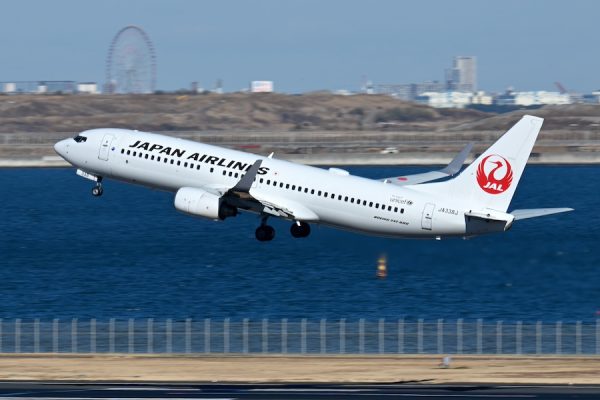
[1,152,600,168]
[0,354,599,384]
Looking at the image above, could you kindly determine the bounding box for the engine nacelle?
[174,187,237,221]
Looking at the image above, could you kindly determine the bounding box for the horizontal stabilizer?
[510,208,574,220]
[382,143,473,186]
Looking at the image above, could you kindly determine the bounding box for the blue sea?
[0,166,597,322]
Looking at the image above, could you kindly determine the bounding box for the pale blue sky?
[0,0,598,93]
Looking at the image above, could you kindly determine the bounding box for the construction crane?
[554,81,568,94]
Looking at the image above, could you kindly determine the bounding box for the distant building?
[77,82,99,94]
[376,56,476,101]
[582,91,600,104]
[3,82,16,93]
[415,91,473,108]
[446,56,477,92]
[0,81,76,94]
[250,81,274,93]
[495,90,570,106]
[471,91,493,105]
[377,81,445,101]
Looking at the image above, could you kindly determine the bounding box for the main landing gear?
[255,216,275,242]
[91,178,104,197]
[255,217,312,242]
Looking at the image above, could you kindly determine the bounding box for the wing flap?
[252,193,320,221]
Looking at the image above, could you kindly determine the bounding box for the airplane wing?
[207,159,319,222]
[251,193,319,221]
[381,143,473,186]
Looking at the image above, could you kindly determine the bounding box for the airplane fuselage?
[55,128,474,239]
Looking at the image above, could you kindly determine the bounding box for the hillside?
[0,92,488,133]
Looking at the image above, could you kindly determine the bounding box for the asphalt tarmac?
[0,382,600,400]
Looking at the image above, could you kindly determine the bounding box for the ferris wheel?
[105,25,156,94]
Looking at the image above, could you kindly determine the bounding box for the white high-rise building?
[449,56,477,92]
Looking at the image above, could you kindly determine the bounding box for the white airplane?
[54,115,572,241]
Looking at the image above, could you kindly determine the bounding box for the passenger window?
[363,200,367,206]
[350,198,354,203]
[190,163,194,169]
[260,178,264,183]
[344,196,348,202]
[292,185,296,190]
[121,149,124,154]
[133,151,137,156]
[369,202,373,207]
[273,181,277,186]
[177,161,181,166]
[388,205,392,211]
[375,203,379,209]
[280,183,284,188]
[324,192,328,197]
[401,208,404,213]
[127,150,131,155]
[184,162,188,167]
[286,184,290,189]
[170,159,174,164]
[197,165,201,170]
[210,168,214,173]
[304,188,308,193]
[151,155,155,160]
[318,191,322,196]
[267,180,271,184]
[298,187,302,192]
[145,154,149,159]
[338,195,342,200]
[311,189,315,194]
[157,156,161,162]
[394,207,398,212]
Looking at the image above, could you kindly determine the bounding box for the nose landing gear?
[91,177,104,197]
[91,183,103,197]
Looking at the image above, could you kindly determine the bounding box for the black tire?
[92,186,103,197]
[290,222,311,238]
[255,225,275,241]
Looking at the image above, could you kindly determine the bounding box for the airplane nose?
[54,139,69,158]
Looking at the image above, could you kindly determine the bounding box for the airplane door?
[421,203,435,230]
[98,134,114,161]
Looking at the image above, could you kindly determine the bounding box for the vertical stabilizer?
[421,115,543,212]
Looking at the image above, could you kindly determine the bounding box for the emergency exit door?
[421,203,435,230]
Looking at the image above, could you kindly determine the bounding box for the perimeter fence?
[1,318,599,355]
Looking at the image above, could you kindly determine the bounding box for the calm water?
[0,166,597,322]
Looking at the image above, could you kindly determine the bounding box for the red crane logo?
[476,155,513,194]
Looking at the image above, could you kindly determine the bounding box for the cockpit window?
[73,135,87,143]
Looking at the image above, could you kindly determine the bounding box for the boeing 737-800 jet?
[54,115,572,241]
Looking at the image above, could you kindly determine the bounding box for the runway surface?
[0,382,599,400]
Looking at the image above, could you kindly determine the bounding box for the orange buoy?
[376,255,387,279]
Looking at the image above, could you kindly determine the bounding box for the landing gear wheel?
[290,221,311,238]
[91,185,103,197]
[255,225,275,242]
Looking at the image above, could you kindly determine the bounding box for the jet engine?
[174,187,237,221]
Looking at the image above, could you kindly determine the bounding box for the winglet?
[231,159,262,193]
[440,143,473,176]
